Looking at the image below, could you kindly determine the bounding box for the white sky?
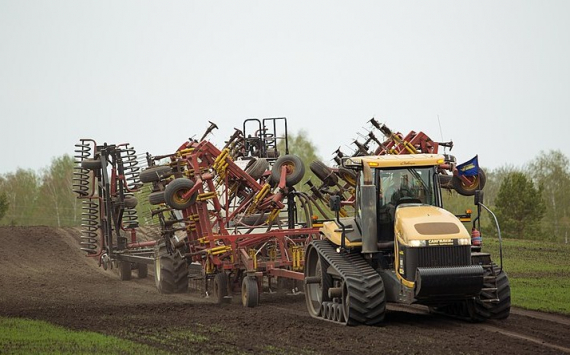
[1,1,569,174]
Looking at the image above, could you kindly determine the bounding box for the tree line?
[0,134,568,243]
[443,150,569,243]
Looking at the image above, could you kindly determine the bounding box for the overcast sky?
[1,1,569,175]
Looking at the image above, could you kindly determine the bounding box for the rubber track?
[311,240,386,325]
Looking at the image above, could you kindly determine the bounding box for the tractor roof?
[342,154,445,169]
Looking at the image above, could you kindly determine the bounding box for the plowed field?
[1,226,569,354]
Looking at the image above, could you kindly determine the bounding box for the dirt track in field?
[1,226,570,354]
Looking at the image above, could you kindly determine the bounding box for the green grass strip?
[0,317,169,355]
[483,237,570,315]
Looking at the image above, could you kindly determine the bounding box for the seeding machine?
[73,116,510,325]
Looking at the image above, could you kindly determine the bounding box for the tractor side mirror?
[329,195,341,212]
[474,190,484,205]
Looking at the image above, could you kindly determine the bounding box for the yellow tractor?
[304,154,510,325]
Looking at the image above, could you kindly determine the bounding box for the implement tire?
[452,168,487,196]
[245,158,269,180]
[310,160,338,187]
[214,272,229,304]
[242,276,259,308]
[164,178,197,210]
[140,165,172,183]
[337,167,357,187]
[148,191,166,205]
[271,155,305,187]
[81,158,102,170]
[154,240,188,294]
[118,260,132,281]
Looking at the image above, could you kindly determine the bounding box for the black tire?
[214,272,229,304]
[245,158,269,180]
[337,167,357,187]
[164,178,197,210]
[124,196,138,209]
[81,158,102,170]
[310,160,338,187]
[137,263,148,279]
[241,213,268,226]
[438,174,453,188]
[242,276,259,307]
[271,155,305,187]
[452,168,487,196]
[140,165,172,183]
[154,240,189,294]
[148,191,166,205]
[118,260,132,281]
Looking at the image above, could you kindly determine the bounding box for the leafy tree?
[36,155,78,227]
[483,165,520,207]
[0,191,8,221]
[527,150,570,243]
[495,171,546,240]
[279,129,323,192]
[0,169,40,226]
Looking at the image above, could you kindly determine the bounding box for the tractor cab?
[374,164,442,245]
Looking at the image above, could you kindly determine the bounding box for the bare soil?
[1,226,570,354]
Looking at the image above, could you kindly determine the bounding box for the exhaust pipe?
[360,163,378,254]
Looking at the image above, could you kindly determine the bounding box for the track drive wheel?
[154,240,189,294]
[304,244,332,317]
[214,272,229,304]
[241,276,259,308]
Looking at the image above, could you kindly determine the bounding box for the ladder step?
[481,287,498,292]
[481,298,500,303]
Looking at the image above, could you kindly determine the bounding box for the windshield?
[376,167,436,206]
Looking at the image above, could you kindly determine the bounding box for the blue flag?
[457,155,479,177]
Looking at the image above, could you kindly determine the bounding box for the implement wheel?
[154,240,188,294]
[81,158,102,170]
[164,178,197,210]
[337,167,357,187]
[148,191,166,205]
[245,158,269,180]
[310,160,338,187]
[242,277,259,308]
[137,263,148,279]
[214,272,229,304]
[271,155,305,187]
[118,260,132,281]
[140,165,172,183]
[452,168,487,196]
[124,196,138,209]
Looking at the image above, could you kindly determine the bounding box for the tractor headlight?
[457,238,471,245]
[409,240,427,247]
